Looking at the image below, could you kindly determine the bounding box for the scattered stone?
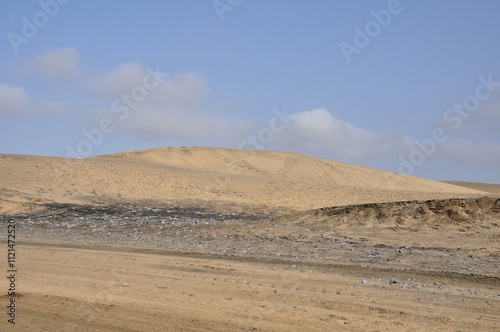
[448,206,469,222]
[2,198,499,289]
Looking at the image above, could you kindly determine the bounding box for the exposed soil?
[0,197,499,331]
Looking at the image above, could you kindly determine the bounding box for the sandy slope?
[0,147,486,213]
[442,181,500,194]
[0,147,498,331]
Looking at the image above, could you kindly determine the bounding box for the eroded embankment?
[313,196,500,226]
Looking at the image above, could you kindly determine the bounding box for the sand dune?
[0,147,486,214]
[442,181,500,194]
[0,147,499,331]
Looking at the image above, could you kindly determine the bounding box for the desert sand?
[442,181,500,194]
[0,146,487,214]
[0,147,498,331]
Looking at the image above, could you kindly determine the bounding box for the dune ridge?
[1,147,499,331]
[442,181,500,194]
[0,146,487,214]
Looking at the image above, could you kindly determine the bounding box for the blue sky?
[1,0,499,183]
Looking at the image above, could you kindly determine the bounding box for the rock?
[448,207,468,222]
[389,278,398,284]
[362,279,369,285]
[486,301,493,305]
[492,199,500,212]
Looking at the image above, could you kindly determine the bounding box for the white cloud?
[147,73,209,111]
[87,69,416,158]
[0,84,32,115]
[122,109,252,140]
[84,63,500,175]
[82,66,500,180]
[89,63,209,109]
[88,62,148,96]
[0,84,67,117]
[273,109,500,179]
[278,108,413,160]
[21,47,81,79]
[87,63,252,140]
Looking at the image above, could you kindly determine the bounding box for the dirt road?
[1,244,498,331]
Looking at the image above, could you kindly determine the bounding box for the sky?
[0,0,499,183]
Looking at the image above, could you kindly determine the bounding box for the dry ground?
[0,244,498,332]
[0,147,498,331]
